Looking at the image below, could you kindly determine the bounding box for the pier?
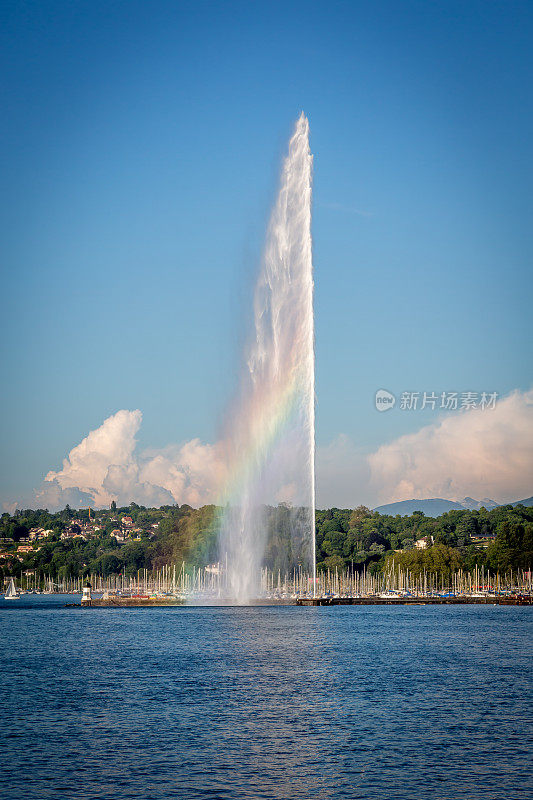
[67,594,532,608]
[75,597,185,608]
[297,595,533,606]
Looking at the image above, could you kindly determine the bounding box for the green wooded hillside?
[1,501,531,582]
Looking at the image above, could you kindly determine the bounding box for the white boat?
[4,578,20,600]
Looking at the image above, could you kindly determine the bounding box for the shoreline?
[66,595,533,608]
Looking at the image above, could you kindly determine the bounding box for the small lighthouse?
[81,579,92,606]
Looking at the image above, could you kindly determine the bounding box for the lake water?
[0,597,531,800]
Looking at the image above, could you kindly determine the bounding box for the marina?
[5,563,532,607]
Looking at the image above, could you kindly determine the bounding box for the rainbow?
[217,114,315,602]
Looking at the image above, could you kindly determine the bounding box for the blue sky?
[1,1,532,509]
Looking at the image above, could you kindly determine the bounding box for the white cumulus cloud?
[6,389,532,512]
[45,409,143,507]
[368,388,533,505]
[10,409,226,511]
[138,440,226,508]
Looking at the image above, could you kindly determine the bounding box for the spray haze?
[218,113,316,602]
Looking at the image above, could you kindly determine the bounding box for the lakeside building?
[415,536,434,550]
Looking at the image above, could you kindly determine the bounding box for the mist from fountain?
[218,113,315,603]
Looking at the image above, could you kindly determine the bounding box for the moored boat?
[4,578,20,600]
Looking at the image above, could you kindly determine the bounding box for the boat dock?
[71,597,185,608]
[297,595,533,606]
[66,595,533,608]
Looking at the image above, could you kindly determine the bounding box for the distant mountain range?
[373,496,533,517]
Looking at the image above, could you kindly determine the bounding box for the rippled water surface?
[1,598,531,800]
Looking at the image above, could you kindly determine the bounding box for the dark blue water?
[0,597,531,800]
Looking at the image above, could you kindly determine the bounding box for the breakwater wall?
[69,595,532,608]
[297,596,532,606]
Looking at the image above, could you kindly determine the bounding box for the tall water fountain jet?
[218,113,315,603]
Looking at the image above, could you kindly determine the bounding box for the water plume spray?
[218,114,315,602]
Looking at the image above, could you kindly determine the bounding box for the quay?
[297,595,533,606]
[70,597,185,608]
[66,595,533,608]
[73,582,185,607]
[67,581,532,608]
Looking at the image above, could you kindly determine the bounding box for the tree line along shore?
[1,501,531,585]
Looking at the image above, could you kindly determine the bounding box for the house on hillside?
[415,536,434,550]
